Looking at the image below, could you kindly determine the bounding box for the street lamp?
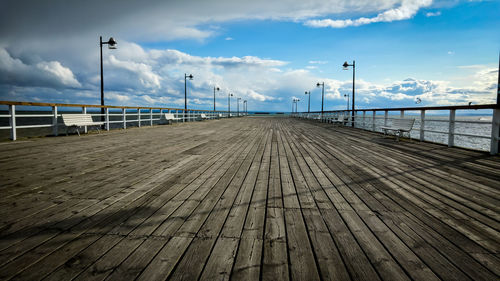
[344,93,349,111]
[343,60,355,127]
[100,36,117,122]
[243,100,247,115]
[228,93,233,117]
[237,97,241,117]
[213,86,220,112]
[316,82,324,118]
[184,73,194,122]
[292,98,300,115]
[304,91,311,113]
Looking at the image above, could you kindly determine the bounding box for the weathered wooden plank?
[231,238,262,281]
[0,117,498,281]
[284,208,321,281]
[301,208,351,281]
[72,236,145,281]
[44,234,125,281]
[136,236,193,281]
[262,240,289,281]
[199,237,239,281]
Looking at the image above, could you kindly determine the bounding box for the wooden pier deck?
[0,116,499,281]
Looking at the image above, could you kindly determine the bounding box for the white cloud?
[0,34,496,111]
[225,37,234,41]
[305,0,433,28]
[0,47,81,88]
[425,11,441,17]
[0,0,413,44]
[108,55,162,89]
[309,60,328,64]
[107,92,131,103]
[247,89,275,101]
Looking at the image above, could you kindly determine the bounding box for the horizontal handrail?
[293,104,500,155]
[1,100,248,141]
[304,103,499,113]
[0,100,226,112]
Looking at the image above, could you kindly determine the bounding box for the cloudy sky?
[0,0,498,112]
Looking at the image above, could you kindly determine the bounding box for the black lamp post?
[343,60,355,127]
[100,36,117,122]
[184,73,194,122]
[237,97,241,117]
[316,82,324,117]
[228,93,233,117]
[305,91,311,113]
[292,98,300,114]
[213,86,220,112]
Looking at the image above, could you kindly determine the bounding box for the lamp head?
[107,37,117,49]
[215,87,220,91]
[343,61,349,69]
[188,74,193,80]
[316,82,320,87]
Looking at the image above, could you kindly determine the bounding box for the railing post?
[372,111,376,131]
[105,107,110,131]
[362,111,366,129]
[420,110,425,142]
[82,107,88,133]
[122,108,127,129]
[52,105,58,136]
[400,110,404,118]
[384,110,388,126]
[490,108,499,155]
[448,109,455,147]
[150,108,153,126]
[138,108,141,127]
[9,105,16,140]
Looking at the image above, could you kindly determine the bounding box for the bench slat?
[62,114,104,126]
[164,113,181,120]
[381,118,415,132]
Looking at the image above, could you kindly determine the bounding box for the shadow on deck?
[0,116,499,281]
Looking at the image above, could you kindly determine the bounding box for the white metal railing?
[0,101,246,140]
[294,104,500,155]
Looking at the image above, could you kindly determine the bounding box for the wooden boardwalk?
[0,116,499,281]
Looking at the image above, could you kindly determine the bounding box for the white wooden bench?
[164,113,181,124]
[200,114,214,120]
[381,118,415,141]
[62,114,104,136]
